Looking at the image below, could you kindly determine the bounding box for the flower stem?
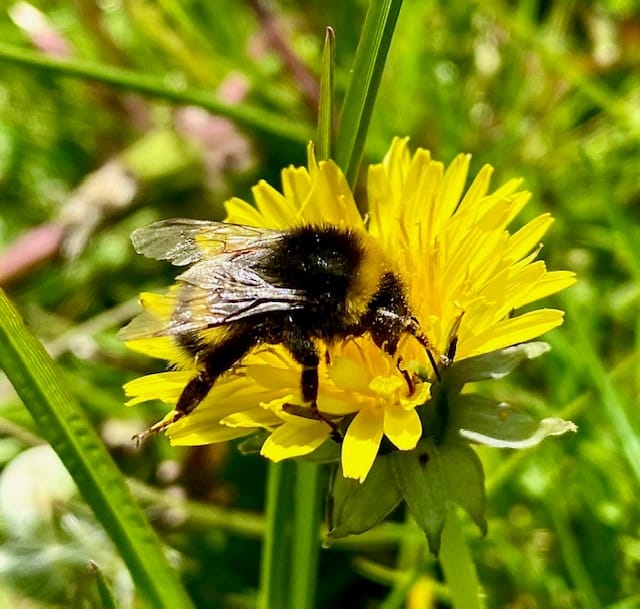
[259,461,324,609]
[439,509,485,609]
[259,461,296,609]
[290,462,324,608]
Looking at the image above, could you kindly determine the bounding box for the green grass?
[0,1,639,607]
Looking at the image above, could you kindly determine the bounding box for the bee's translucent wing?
[130,219,283,266]
[121,281,307,340]
[121,231,309,340]
[171,254,308,329]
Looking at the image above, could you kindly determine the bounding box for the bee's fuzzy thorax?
[344,231,392,324]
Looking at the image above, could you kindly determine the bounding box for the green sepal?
[391,438,447,554]
[438,441,487,536]
[444,342,550,385]
[390,437,488,552]
[327,454,402,541]
[447,394,539,444]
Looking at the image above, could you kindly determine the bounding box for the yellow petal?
[223,406,282,428]
[169,424,251,446]
[383,406,421,451]
[245,361,300,393]
[124,371,194,405]
[330,356,372,393]
[301,161,363,228]
[515,271,577,306]
[435,153,471,229]
[223,197,265,226]
[383,136,412,198]
[341,406,384,482]
[281,165,312,211]
[457,164,493,212]
[261,420,329,461]
[506,214,554,261]
[251,180,297,227]
[124,337,191,369]
[461,309,565,357]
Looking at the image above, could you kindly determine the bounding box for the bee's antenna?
[406,318,446,382]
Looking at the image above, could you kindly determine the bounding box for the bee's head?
[365,271,446,381]
[364,272,411,354]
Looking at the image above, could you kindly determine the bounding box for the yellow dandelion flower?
[122,139,575,483]
[368,137,575,361]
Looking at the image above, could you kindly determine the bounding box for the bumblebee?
[120,219,441,432]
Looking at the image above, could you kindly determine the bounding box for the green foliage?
[0,1,639,608]
[329,455,403,539]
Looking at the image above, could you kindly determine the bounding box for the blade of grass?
[563,297,640,485]
[0,41,312,144]
[90,561,118,609]
[316,27,336,160]
[482,0,631,126]
[543,452,603,608]
[0,289,194,609]
[334,0,403,187]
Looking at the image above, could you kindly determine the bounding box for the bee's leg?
[282,332,341,440]
[134,334,252,442]
[174,370,216,419]
[133,370,217,443]
[396,356,415,396]
[176,335,254,420]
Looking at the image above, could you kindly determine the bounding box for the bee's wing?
[171,252,308,329]
[121,246,309,340]
[131,219,283,266]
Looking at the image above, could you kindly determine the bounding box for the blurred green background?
[0,1,639,607]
